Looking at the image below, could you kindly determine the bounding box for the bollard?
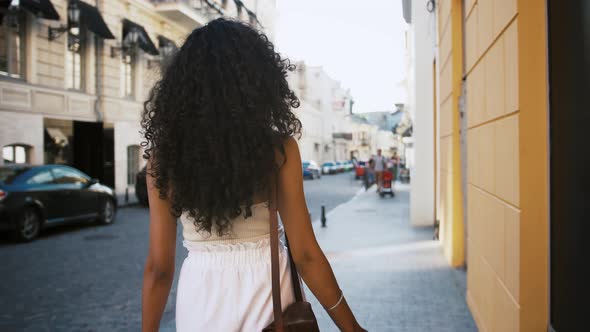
[125,188,129,204]
[321,205,326,228]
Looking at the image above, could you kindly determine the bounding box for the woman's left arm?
[142,160,177,332]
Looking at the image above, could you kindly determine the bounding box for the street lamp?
[125,27,140,45]
[48,0,81,41]
[159,42,175,58]
[6,2,20,29]
[67,0,81,36]
[111,26,140,58]
[147,38,177,68]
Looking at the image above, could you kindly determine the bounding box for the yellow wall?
[436,0,549,331]
[437,0,465,268]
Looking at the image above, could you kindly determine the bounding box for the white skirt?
[175,237,297,332]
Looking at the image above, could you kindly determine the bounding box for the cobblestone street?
[0,173,360,332]
[0,174,476,331]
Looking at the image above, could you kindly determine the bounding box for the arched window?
[127,145,140,185]
[3,144,30,164]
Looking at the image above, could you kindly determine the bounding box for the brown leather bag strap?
[268,172,284,332]
[284,234,304,302]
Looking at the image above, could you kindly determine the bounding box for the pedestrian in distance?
[364,158,376,191]
[140,18,366,332]
[372,149,387,193]
[390,152,400,180]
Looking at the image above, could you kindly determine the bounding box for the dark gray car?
[0,164,117,241]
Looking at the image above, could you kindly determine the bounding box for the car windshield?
[0,166,31,184]
[302,162,310,167]
[323,162,334,166]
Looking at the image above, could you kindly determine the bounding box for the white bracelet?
[326,290,344,311]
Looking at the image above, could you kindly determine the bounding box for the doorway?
[73,121,104,181]
[43,119,115,189]
[548,0,590,330]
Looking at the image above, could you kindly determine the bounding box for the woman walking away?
[141,18,366,332]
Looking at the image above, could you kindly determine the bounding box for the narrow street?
[0,172,361,332]
[0,173,477,332]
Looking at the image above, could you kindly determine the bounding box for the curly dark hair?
[141,18,301,235]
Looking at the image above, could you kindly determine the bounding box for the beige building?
[0,0,275,203]
[345,115,377,162]
[287,61,355,164]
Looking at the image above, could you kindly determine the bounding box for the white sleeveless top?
[179,201,272,244]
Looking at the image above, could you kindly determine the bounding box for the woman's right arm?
[277,137,365,332]
[142,159,177,332]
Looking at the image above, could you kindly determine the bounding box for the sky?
[275,0,408,113]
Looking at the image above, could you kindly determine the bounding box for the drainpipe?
[93,0,103,122]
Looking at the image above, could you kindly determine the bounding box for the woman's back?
[180,201,270,244]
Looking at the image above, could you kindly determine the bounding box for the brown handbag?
[262,173,320,332]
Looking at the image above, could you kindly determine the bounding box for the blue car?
[302,161,321,180]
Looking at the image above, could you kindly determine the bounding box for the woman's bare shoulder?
[279,137,301,167]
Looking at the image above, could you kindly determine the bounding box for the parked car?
[339,160,353,172]
[136,166,149,207]
[334,161,344,173]
[0,164,117,242]
[321,161,336,174]
[302,161,321,180]
[355,161,367,179]
[345,160,354,171]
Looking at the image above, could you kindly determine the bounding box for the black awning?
[157,35,177,48]
[78,1,114,39]
[20,0,60,21]
[0,2,5,25]
[123,19,159,56]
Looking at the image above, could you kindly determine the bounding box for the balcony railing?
[152,0,225,15]
[150,0,224,28]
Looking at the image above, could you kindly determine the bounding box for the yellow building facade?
[436,0,549,331]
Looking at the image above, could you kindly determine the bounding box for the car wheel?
[14,207,41,242]
[98,198,116,225]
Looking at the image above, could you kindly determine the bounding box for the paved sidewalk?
[307,183,477,331]
[162,183,477,331]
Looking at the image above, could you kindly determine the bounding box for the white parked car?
[321,161,337,174]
